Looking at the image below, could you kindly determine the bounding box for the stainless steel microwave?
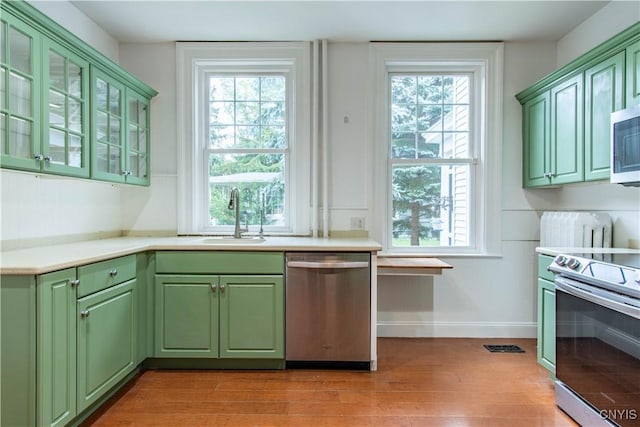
[611,104,640,186]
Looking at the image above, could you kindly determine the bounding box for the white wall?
[2,1,638,338]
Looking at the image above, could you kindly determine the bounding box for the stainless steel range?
[549,253,640,427]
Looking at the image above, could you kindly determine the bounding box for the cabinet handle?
[80,310,90,318]
[34,154,44,161]
[109,269,118,277]
[70,279,80,288]
[211,283,217,293]
[44,156,51,163]
[220,284,225,293]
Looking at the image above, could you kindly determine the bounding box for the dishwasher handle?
[286,260,369,269]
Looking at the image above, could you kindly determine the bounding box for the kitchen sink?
[200,236,266,244]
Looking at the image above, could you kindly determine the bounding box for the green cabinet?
[77,279,136,412]
[155,274,284,359]
[42,38,90,177]
[517,22,640,188]
[0,12,42,171]
[37,268,77,427]
[522,74,584,187]
[91,69,151,185]
[537,254,555,375]
[584,52,625,181]
[154,251,285,360]
[626,40,640,105]
[155,275,219,357]
[0,0,157,184]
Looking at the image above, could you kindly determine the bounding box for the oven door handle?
[555,278,640,320]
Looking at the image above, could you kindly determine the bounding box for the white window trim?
[370,42,504,256]
[176,42,311,235]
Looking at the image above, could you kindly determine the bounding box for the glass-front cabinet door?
[43,38,89,177]
[91,67,125,182]
[126,90,150,185]
[0,13,41,171]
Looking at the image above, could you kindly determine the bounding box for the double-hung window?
[371,43,503,254]
[176,43,310,235]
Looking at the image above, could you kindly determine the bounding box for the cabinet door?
[550,74,583,184]
[154,275,219,358]
[626,40,640,106]
[522,91,551,187]
[584,52,624,181]
[537,278,555,375]
[219,275,284,359]
[91,67,126,183]
[125,90,150,185]
[37,268,76,427]
[0,14,41,171]
[77,279,136,412]
[42,38,90,177]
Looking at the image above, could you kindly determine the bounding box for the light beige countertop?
[0,236,383,275]
[536,247,640,257]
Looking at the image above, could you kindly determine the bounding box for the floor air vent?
[483,344,525,353]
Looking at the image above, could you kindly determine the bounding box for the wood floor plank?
[84,338,577,426]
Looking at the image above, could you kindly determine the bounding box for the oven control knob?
[634,271,640,284]
[566,258,580,270]
[555,255,567,266]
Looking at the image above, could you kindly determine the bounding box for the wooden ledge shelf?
[377,257,453,276]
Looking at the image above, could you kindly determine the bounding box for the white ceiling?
[64,1,612,43]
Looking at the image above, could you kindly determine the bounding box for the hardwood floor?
[85,338,577,426]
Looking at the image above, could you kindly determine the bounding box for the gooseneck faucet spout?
[228,187,248,238]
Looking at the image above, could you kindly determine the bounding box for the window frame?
[370,43,504,255]
[176,42,311,235]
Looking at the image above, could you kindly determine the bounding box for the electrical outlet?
[350,217,365,230]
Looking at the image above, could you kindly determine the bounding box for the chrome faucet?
[228,187,248,238]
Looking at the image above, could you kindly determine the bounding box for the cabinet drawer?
[77,255,136,297]
[156,251,284,274]
[537,254,555,282]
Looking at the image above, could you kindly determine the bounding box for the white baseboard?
[377,321,537,338]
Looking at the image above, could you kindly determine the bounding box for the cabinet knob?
[34,154,44,161]
[220,284,225,293]
[44,156,51,163]
[80,310,90,318]
[211,283,217,292]
[70,279,80,288]
[109,269,118,277]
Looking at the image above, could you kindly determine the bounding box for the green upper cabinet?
[91,69,151,185]
[43,38,90,177]
[517,22,640,188]
[584,52,624,181]
[91,68,125,182]
[522,73,584,187]
[549,73,583,185]
[0,12,42,171]
[0,0,157,184]
[627,40,640,106]
[125,90,150,185]
[523,92,551,187]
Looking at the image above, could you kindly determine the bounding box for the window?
[176,43,310,235]
[371,43,503,255]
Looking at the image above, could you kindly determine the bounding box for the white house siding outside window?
[371,43,503,255]
[176,43,311,235]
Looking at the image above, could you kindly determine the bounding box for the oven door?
[555,277,640,427]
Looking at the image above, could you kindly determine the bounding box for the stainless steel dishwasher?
[285,252,371,369]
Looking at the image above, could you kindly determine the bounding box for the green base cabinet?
[154,251,285,361]
[37,268,77,427]
[155,274,284,359]
[537,254,555,375]
[155,274,220,357]
[77,279,136,412]
[220,275,284,359]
